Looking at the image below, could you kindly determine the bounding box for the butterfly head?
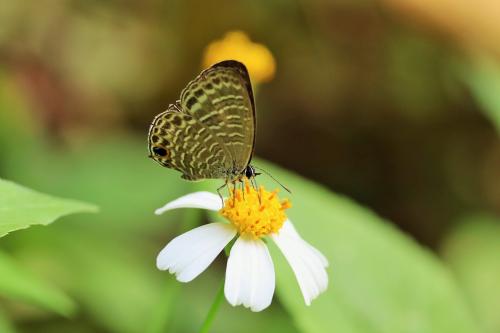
[244,165,260,179]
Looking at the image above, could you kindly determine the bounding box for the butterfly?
[148,60,258,191]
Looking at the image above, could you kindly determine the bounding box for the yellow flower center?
[219,180,291,239]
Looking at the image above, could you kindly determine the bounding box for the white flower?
[155,183,328,312]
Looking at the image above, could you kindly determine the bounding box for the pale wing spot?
[212,95,244,104]
[200,111,220,122]
[190,104,202,113]
[214,149,226,158]
[196,147,208,159]
[174,129,183,139]
[205,154,217,165]
[228,132,245,138]
[226,115,241,120]
[208,142,219,152]
[180,152,186,167]
[216,104,247,113]
[188,142,201,154]
[194,132,202,140]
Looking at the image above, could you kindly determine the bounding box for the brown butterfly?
[148,60,258,193]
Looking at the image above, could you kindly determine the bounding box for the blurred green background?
[1,0,500,332]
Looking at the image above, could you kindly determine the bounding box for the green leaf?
[441,214,500,333]
[0,309,16,333]
[7,226,167,333]
[0,179,98,237]
[0,251,75,316]
[252,160,480,333]
[460,56,500,133]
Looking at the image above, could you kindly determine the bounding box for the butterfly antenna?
[232,181,237,206]
[253,166,292,194]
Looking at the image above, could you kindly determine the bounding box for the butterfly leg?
[250,176,262,204]
[217,180,228,207]
[232,181,237,205]
[239,178,246,201]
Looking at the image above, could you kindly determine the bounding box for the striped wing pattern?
[148,60,256,181]
[180,61,255,174]
[148,104,231,180]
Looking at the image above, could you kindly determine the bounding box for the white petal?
[307,243,329,268]
[272,220,328,305]
[157,222,236,282]
[279,220,328,268]
[279,219,301,238]
[225,237,275,312]
[155,191,222,215]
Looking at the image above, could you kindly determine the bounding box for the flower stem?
[199,280,225,333]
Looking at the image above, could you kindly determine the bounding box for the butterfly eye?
[245,166,255,178]
[153,146,167,157]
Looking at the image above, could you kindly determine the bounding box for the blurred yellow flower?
[202,31,276,84]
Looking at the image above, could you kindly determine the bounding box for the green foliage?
[0,309,16,333]
[0,251,75,317]
[2,136,192,233]
[254,160,480,333]
[0,178,95,329]
[9,226,167,333]
[0,137,192,333]
[0,179,97,237]
[441,214,500,333]
[161,270,300,333]
[461,56,500,133]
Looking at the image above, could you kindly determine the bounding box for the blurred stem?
[199,280,225,333]
[198,240,233,332]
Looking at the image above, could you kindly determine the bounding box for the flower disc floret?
[219,181,291,239]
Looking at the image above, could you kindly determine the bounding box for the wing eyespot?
[153,146,168,157]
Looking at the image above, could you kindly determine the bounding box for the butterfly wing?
[179,60,256,174]
[148,104,232,180]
